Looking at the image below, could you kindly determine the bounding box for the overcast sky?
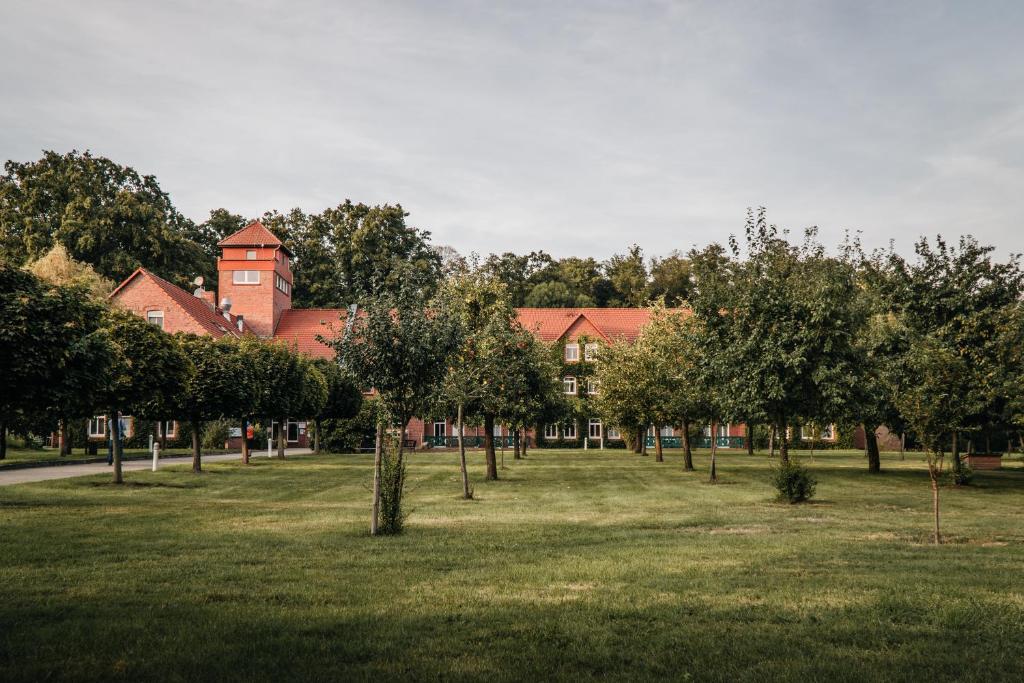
[3,0,1024,260]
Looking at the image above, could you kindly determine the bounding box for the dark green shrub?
[378,438,407,535]
[202,419,231,449]
[771,461,817,503]
[949,465,974,487]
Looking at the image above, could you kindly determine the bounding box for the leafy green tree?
[648,251,693,306]
[262,201,443,307]
[897,337,984,544]
[0,150,208,286]
[95,309,189,483]
[329,276,461,534]
[0,265,113,459]
[604,244,649,307]
[524,281,586,307]
[481,251,553,306]
[310,358,363,454]
[26,244,114,300]
[593,337,658,457]
[696,210,865,464]
[174,334,254,472]
[886,236,1023,473]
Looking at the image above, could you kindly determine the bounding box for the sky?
[3,0,1024,261]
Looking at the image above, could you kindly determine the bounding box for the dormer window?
[564,344,579,362]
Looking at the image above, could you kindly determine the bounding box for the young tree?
[174,334,252,473]
[897,337,984,544]
[330,278,461,535]
[95,309,188,483]
[593,338,658,458]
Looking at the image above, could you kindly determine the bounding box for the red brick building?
[98,220,831,452]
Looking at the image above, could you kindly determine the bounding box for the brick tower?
[216,221,293,337]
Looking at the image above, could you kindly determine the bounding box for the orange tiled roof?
[110,268,247,338]
[515,308,671,342]
[274,308,351,358]
[218,221,292,255]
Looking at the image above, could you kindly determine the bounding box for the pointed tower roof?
[218,221,292,255]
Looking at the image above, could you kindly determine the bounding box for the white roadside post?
[151,443,160,471]
[267,437,272,458]
[148,434,154,456]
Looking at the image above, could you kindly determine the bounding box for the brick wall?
[115,276,214,335]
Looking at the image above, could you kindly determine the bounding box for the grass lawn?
[1,449,1022,682]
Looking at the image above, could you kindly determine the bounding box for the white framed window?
[158,421,177,438]
[275,274,291,295]
[147,310,164,329]
[661,426,674,437]
[493,424,503,437]
[589,419,602,438]
[544,424,559,439]
[587,379,599,395]
[563,377,577,395]
[563,422,577,439]
[717,423,729,438]
[607,426,621,439]
[271,420,301,443]
[88,416,107,438]
[246,250,257,260]
[564,343,579,362]
[584,343,599,361]
[703,424,712,437]
[233,270,260,285]
[822,424,836,440]
[433,421,446,438]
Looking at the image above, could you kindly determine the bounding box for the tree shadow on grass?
[87,481,198,489]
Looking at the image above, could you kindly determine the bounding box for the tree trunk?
[191,419,202,473]
[277,418,286,458]
[314,417,322,454]
[0,422,6,460]
[371,422,383,535]
[709,419,719,483]
[681,418,694,471]
[865,424,881,473]
[241,418,250,465]
[484,413,498,481]
[111,413,124,484]
[58,419,69,456]
[951,432,962,476]
[900,432,906,460]
[654,427,664,462]
[985,433,992,455]
[457,404,470,499]
[930,462,942,545]
[768,424,776,458]
[632,426,643,454]
[641,426,648,455]
[778,420,789,464]
[746,422,754,455]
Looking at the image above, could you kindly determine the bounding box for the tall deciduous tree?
[0,150,208,286]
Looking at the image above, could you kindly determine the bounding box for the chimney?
[193,287,216,310]
[220,297,232,321]
[236,315,245,332]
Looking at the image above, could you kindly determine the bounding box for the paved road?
[0,448,313,487]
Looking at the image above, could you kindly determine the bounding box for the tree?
[0,150,208,286]
[261,201,443,307]
[481,251,553,306]
[26,244,114,300]
[648,251,692,306]
[886,236,1024,474]
[593,337,658,458]
[897,337,984,544]
[604,244,649,307]
[524,281,585,308]
[95,309,189,483]
[696,209,865,465]
[236,337,306,463]
[310,358,363,454]
[329,276,461,534]
[174,334,252,473]
[0,265,113,459]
